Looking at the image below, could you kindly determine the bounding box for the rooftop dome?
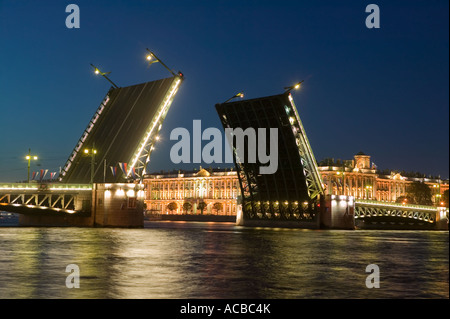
[196,168,210,177]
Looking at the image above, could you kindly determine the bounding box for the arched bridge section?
[0,183,92,216]
[354,199,449,229]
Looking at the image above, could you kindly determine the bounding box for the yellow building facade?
[144,168,239,216]
[144,154,448,215]
[319,152,448,204]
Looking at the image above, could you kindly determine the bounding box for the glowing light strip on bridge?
[59,93,111,180]
[0,202,76,214]
[49,186,92,191]
[355,199,438,211]
[287,93,324,198]
[0,185,91,191]
[127,77,182,178]
[0,186,39,190]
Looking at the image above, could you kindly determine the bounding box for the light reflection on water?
[0,221,448,299]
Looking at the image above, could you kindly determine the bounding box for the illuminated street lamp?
[84,146,97,184]
[90,64,119,88]
[145,48,177,77]
[223,91,244,103]
[25,148,38,183]
[284,80,304,93]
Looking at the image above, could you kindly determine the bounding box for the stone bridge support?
[435,207,449,230]
[320,195,355,229]
[0,183,145,228]
[91,183,144,228]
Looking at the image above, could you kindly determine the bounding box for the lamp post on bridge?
[83,146,97,184]
[145,48,178,77]
[284,81,304,94]
[90,64,119,89]
[223,91,244,103]
[25,149,38,183]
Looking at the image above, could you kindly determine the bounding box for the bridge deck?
[60,76,182,184]
[0,183,92,215]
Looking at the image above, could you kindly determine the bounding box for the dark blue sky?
[0,0,448,182]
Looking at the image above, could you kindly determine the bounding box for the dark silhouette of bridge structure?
[0,70,447,229]
[215,92,448,229]
[1,72,183,226]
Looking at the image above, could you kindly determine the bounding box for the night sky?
[0,0,448,182]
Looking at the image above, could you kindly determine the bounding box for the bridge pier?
[435,207,449,230]
[91,183,144,228]
[14,183,144,228]
[320,195,355,230]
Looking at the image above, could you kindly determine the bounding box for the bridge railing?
[0,183,92,192]
[355,199,440,211]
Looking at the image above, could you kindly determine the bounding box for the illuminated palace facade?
[144,167,239,215]
[143,153,448,215]
[319,152,448,203]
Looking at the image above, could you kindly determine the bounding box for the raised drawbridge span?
[215,91,448,230]
[216,92,324,227]
[0,73,183,225]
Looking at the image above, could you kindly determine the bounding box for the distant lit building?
[144,153,449,215]
[144,167,239,215]
[319,152,449,204]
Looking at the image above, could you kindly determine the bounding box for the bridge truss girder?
[0,184,92,214]
[127,76,183,179]
[1,193,76,210]
[286,94,324,200]
[354,205,435,224]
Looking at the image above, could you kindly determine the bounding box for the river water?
[0,221,448,299]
